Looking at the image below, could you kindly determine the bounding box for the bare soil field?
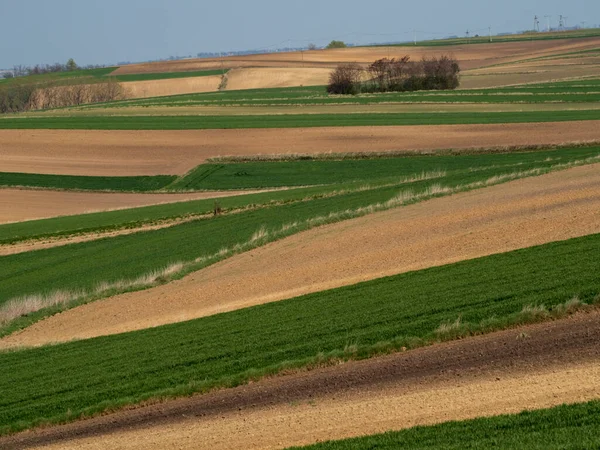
[225,67,331,90]
[122,76,222,99]
[3,163,599,348]
[3,310,599,450]
[112,38,600,75]
[1,121,599,176]
[0,189,268,224]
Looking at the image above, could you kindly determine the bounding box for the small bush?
[326,40,347,49]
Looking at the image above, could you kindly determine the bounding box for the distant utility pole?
[559,15,564,29]
[413,30,417,45]
[466,29,470,43]
[581,21,586,29]
[563,17,568,28]
[534,15,540,32]
[545,15,552,32]
[489,26,492,42]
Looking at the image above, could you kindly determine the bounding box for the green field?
[0,172,175,192]
[110,69,228,82]
[1,232,599,435]
[1,110,598,130]
[294,401,600,449]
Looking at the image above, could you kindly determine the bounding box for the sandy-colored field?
[4,310,599,449]
[105,38,600,95]
[3,163,599,348]
[0,189,269,224]
[225,67,331,90]
[112,38,600,75]
[1,121,599,176]
[122,76,222,99]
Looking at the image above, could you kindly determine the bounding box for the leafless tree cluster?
[3,59,105,79]
[326,63,364,94]
[327,55,460,95]
[27,80,125,110]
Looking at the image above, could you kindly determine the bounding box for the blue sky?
[1,0,598,68]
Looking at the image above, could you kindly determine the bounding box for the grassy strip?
[0,172,175,192]
[111,69,227,82]
[170,145,600,189]
[0,110,598,130]
[2,148,598,307]
[293,401,600,449]
[3,145,597,244]
[0,67,117,86]
[1,233,599,434]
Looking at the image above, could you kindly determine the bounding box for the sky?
[1,0,598,68]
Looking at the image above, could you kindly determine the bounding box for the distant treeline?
[327,55,460,95]
[0,79,124,114]
[3,59,106,79]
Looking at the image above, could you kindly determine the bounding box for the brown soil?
[1,121,599,176]
[3,163,599,349]
[3,310,599,450]
[122,76,222,99]
[111,38,600,75]
[0,189,271,224]
[225,67,331,90]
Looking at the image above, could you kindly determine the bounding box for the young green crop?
[0,110,598,130]
[1,232,599,434]
[0,172,175,192]
[293,401,600,449]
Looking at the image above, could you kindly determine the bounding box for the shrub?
[326,40,347,49]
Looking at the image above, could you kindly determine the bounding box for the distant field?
[1,110,599,130]
[1,232,599,434]
[296,401,600,449]
[384,28,600,47]
[111,69,227,82]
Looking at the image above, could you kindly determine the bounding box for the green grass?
[293,401,600,449]
[1,232,599,434]
[110,69,228,82]
[0,172,175,192]
[1,110,598,130]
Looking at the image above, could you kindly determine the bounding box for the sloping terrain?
[122,75,222,98]
[0,189,270,224]
[112,38,600,75]
[3,309,598,450]
[3,163,598,348]
[1,121,598,176]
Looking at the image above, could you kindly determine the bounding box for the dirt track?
[3,310,599,450]
[1,121,599,176]
[3,163,599,348]
[0,189,270,224]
